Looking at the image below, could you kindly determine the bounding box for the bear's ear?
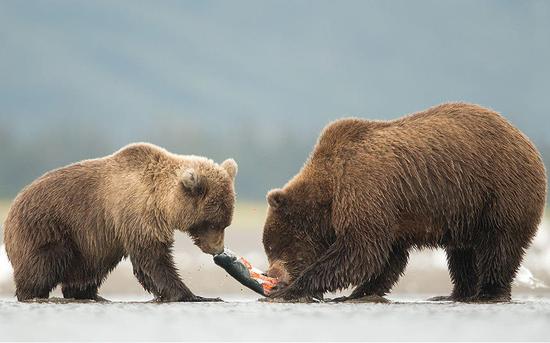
[180,168,206,196]
[267,189,286,209]
[221,158,238,180]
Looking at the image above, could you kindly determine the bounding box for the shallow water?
[1,294,549,341]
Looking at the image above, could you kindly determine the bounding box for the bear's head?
[176,158,238,255]
[262,183,334,286]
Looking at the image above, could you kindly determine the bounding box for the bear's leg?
[475,239,524,303]
[429,248,479,302]
[60,250,110,301]
[133,265,159,296]
[61,283,101,301]
[270,218,395,300]
[130,241,222,302]
[14,242,72,301]
[15,282,51,301]
[334,244,409,302]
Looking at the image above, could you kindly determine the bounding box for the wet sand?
[1,203,549,340]
[1,295,549,341]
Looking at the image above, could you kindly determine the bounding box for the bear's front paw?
[330,295,389,303]
[269,283,306,301]
[330,295,350,303]
[94,295,111,302]
[186,295,223,302]
[427,295,453,302]
[155,293,223,302]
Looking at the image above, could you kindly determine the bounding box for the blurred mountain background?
[1,0,549,199]
[1,0,549,297]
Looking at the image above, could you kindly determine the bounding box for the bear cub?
[4,143,237,302]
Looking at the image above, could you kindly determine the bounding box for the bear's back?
[306,103,546,235]
[3,156,114,261]
[313,103,544,183]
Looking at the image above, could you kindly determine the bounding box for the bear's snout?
[194,229,225,255]
[266,260,290,285]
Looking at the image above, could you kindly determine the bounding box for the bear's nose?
[198,242,224,255]
[210,245,224,255]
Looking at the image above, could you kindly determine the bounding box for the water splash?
[0,244,13,284]
[515,265,548,289]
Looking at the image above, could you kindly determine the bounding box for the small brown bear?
[263,103,547,302]
[4,143,237,302]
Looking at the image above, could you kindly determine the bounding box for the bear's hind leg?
[61,283,106,301]
[14,242,73,301]
[475,238,525,303]
[430,248,479,302]
[16,284,51,301]
[61,254,113,301]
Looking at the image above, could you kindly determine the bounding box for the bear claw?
[331,295,390,304]
[427,295,453,302]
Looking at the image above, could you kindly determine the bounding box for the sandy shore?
[1,295,549,341]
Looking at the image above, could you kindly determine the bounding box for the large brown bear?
[263,103,547,302]
[4,143,237,302]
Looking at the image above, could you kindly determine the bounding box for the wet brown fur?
[263,103,547,302]
[4,143,237,302]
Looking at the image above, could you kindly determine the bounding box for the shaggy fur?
[263,103,547,302]
[4,143,238,302]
